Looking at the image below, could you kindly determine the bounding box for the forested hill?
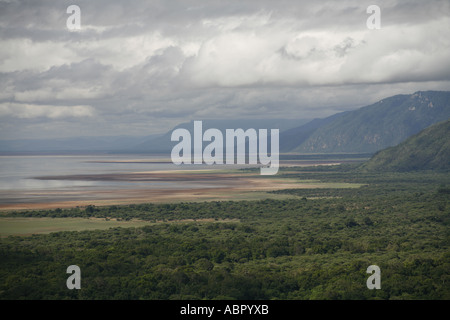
[360,119,450,172]
[283,91,450,154]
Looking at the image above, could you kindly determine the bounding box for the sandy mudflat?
[0,170,305,210]
[0,160,361,211]
[33,172,245,182]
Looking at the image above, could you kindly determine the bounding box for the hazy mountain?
[128,119,309,153]
[0,119,308,153]
[3,91,449,155]
[279,112,348,152]
[286,91,450,154]
[360,119,450,172]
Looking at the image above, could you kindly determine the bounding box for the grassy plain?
[0,217,240,237]
[0,217,154,237]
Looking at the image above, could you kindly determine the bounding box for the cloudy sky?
[0,0,449,139]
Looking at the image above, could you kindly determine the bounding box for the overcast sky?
[0,0,449,139]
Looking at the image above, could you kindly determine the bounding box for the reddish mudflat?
[1,169,349,210]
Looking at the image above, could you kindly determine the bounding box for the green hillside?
[291,91,450,153]
[360,119,450,172]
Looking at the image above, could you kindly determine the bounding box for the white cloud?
[0,103,95,119]
[0,38,83,72]
[338,17,450,84]
[14,86,105,102]
[72,32,178,71]
[180,15,450,87]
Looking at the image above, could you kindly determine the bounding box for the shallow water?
[0,153,241,204]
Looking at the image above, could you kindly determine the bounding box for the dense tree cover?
[0,169,449,300]
[360,119,450,172]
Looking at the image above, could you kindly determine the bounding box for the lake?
[0,154,231,204]
[0,153,362,209]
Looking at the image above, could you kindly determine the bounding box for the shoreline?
[0,161,362,211]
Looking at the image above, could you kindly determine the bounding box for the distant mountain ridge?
[128,119,309,153]
[1,91,449,155]
[279,111,348,152]
[360,119,450,172]
[281,91,450,154]
[0,119,308,153]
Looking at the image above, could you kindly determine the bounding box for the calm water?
[0,154,245,204]
[0,154,170,190]
[0,153,360,205]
